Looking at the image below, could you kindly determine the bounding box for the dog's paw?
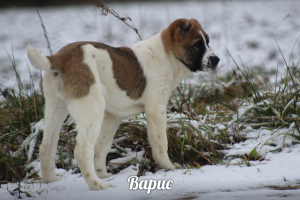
[88,180,115,190]
[158,161,176,171]
[42,175,61,183]
[174,162,183,169]
[97,172,113,179]
[106,183,116,188]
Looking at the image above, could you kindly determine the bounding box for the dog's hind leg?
[68,83,112,190]
[40,74,69,183]
[94,112,122,179]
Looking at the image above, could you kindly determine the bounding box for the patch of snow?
[12,119,45,161]
[216,124,226,131]
[2,147,300,199]
[109,150,144,167]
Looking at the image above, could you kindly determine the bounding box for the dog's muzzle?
[209,55,220,70]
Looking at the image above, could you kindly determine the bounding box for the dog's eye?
[192,40,204,49]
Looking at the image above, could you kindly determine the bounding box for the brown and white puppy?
[27,18,219,190]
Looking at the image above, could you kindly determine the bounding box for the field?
[0,0,300,199]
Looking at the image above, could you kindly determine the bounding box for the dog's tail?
[27,46,53,71]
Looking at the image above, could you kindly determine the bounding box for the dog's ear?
[174,19,191,40]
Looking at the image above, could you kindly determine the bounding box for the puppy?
[27,18,219,190]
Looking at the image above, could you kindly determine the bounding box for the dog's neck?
[132,32,192,90]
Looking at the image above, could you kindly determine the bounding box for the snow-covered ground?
[1,118,300,200]
[1,0,300,199]
[1,107,300,200]
[1,148,300,200]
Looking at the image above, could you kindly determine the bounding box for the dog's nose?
[210,56,220,67]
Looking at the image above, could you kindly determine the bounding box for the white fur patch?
[199,31,216,71]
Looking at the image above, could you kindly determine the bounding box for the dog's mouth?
[177,51,220,72]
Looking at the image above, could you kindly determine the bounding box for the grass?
[0,47,45,184]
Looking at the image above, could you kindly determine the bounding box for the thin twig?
[89,0,142,41]
[36,8,53,55]
[190,146,215,165]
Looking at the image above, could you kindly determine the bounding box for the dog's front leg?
[145,104,175,170]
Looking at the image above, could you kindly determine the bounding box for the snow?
[2,112,300,199]
[28,119,45,161]
[1,147,300,200]
[1,0,300,199]
[109,149,144,167]
[228,100,270,125]
[12,119,45,162]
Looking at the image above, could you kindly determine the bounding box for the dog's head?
[163,18,219,72]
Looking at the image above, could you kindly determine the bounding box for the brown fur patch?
[161,18,208,53]
[85,42,146,100]
[106,46,146,100]
[89,43,146,100]
[47,42,96,99]
[161,18,209,71]
[47,41,146,100]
